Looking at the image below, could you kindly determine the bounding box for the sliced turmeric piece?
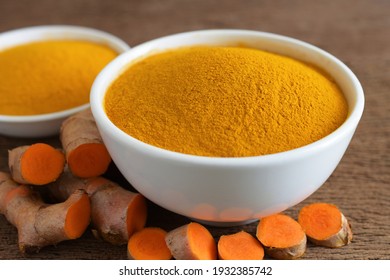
[34,189,91,242]
[217,230,264,260]
[8,143,65,185]
[128,227,172,260]
[60,108,111,178]
[256,214,306,260]
[46,171,147,245]
[165,222,217,260]
[0,172,91,254]
[86,176,147,244]
[298,202,352,248]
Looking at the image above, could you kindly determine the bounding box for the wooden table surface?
[0,0,389,260]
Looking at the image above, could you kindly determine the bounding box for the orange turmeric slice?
[256,214,306,259]
[128,227,172,260]
[298,203,352,248]
[8,143,65,185]
[34,189,91,243]
[165,222,217,260]
[60,108,111,178]
[218,230,264,260]
[67,143,111,178]
[64,192,91,239]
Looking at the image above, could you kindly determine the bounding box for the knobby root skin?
[43,169,86,201]
[298,203,353,248]
[35,190,91,242]
[217,230,264,260]
[0,172,15,213]
[128,227,172,260]
[46,171,147,245]
[0,172,90,254]
[60,108,111,178]
[8,143,65,185]
[165,222,217,260]
[0,171,11,183]
[256,214,307,260]
[262,237,307,260]
[89,180,147,245]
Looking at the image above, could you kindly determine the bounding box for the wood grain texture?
[0,0,389,260]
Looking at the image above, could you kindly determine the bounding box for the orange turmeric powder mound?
[105,46,348,157]
[0,40,117,116]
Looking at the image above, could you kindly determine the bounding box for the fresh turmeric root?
[298,203,353,248]
[256,214,306,260]
[128,227,172,260]
[218,230,264,260]
[8,143,65,185]
[60,108,111,178]
[46,171,147,245]
[165,222,217,260]
[0,171,90,254]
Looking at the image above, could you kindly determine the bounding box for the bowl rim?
[0,104,91,123]
[0,24,130,123]
[91,29,365,166]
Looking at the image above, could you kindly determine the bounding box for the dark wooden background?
[0,0,389,260]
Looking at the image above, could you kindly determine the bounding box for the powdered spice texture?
[105,46,348,157]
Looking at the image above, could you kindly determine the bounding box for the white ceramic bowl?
[0,25,130,138]
[91,30,364,226]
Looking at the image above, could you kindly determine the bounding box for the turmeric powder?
[105,46,348,157]
[0,40,117,115]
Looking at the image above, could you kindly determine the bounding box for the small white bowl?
[0,25,130,138]
[91,30,364,226]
